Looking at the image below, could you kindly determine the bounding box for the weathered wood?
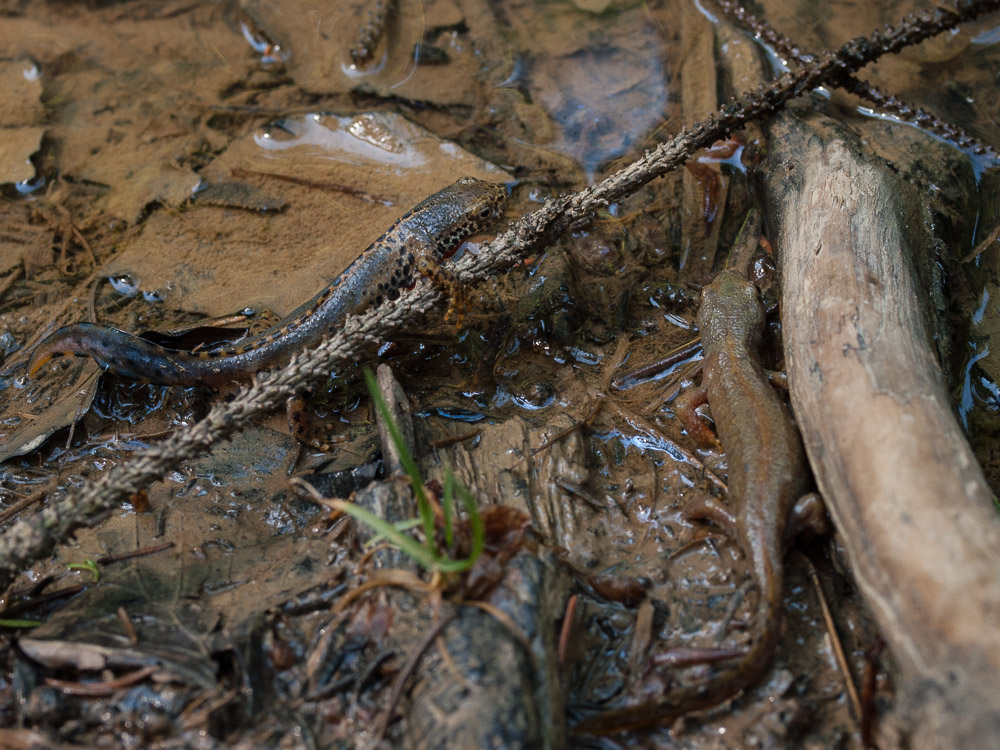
[350,370,571,748]
[403,414,576,749]
[376,363,416,478]
[764,111,1000,749]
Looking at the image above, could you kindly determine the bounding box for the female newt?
[577,269,820,732]
[28,177,508,388]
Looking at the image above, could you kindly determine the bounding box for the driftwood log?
[764,110,1000,750]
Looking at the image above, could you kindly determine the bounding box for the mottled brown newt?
[29,177,508,387]
[577,269,819,733]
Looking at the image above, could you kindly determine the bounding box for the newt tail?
[29,177,508,388]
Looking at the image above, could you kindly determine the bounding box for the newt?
[576,269,821,732]
[28,177,509,389]
[350,0,397,68]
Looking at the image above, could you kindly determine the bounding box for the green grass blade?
[326,498,438,570]
[364,517,423,548]
[428,470,485,574]
[358,370,487,576]
[67,558,100,583]
[456,479,485,562]
[442,470,455,547]
[364,368,437,559]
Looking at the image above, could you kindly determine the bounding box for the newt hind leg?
[243,309,283,338]
[674,385,721,449]
[685,495,738,537]
[788,492,830,540]
[286,394,347,452]
[415,256,470,327]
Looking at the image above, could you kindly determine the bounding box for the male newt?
[28,177,508,388]
[577,269,821,732]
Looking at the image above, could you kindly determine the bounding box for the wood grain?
[765,111,1000,750]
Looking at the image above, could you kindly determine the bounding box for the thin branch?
[712,0,998,156]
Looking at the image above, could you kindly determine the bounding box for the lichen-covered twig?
[1,0,997,592]
[712,0,997,156]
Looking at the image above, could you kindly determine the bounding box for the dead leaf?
[0,60,44,127]
[0,60,46,185]
[0,127,45,185]
[0,10,250,223]
[0,364,100,463]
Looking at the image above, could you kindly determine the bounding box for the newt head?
[450,176,509,227]
[697,269,765,349]
[407,177,509,254]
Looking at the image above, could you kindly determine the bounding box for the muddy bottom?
[2,0,999,748]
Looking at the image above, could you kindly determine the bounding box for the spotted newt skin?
[577,269,814,733]
[350,0,397,67]
[29,177,508,387]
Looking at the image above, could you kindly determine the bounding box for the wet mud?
[1,0,999,748]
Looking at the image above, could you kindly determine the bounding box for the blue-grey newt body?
[29,177,508,387]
